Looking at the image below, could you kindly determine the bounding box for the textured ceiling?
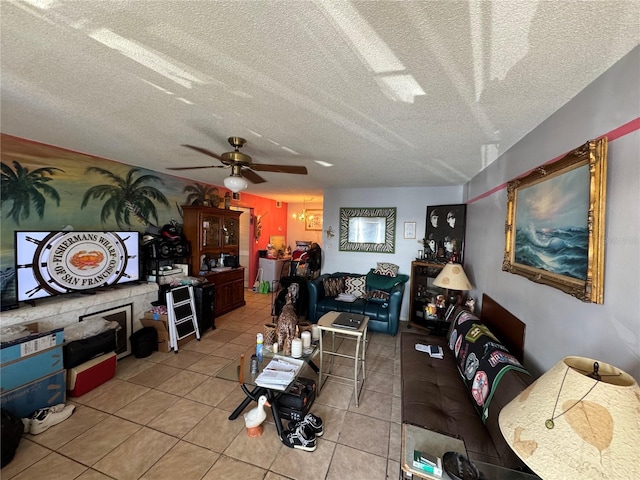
[1,1,638,203]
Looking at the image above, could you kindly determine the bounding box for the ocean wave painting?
[514,163,590,281]
[504,138,607,303]
[514,224,588,280]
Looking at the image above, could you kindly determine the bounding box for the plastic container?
[256,333,264,362]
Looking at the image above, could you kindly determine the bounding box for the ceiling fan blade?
[166,165,226,171]
[250,164,308,175]
[181,144,225,162]
[241,168,267,184]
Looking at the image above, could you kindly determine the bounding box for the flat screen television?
[15,231,140,302]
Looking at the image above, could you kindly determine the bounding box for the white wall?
[465,46,640,381]
[322,186,463,320]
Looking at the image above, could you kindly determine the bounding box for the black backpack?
[1,408,24,467]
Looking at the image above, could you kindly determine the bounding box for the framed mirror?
[339,207,396,253]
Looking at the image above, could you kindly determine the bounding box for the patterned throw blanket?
[448,310,529,423]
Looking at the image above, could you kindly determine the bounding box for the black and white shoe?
[22,404,75,435]
[288,412,324,437]
[282,424,317,451]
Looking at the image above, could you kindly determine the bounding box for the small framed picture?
[404,222,417,239]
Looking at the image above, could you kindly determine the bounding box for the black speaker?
[193,283,216,332]
[146,239,189,259]
[173,240,189,256]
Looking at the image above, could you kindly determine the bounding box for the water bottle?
[256,333,264,362]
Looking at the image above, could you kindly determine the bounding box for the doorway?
[235,207,252,288]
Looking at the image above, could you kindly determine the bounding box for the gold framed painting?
[503,138,607,303]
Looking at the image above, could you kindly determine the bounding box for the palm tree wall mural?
[1,134,285,315]
[0,134,235,309]
[1,160,64,225]
[183,182,221,207]
[81,167,170,229]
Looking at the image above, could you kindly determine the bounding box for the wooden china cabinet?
[182,205,245,316]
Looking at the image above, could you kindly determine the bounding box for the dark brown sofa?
[401,295,533,469]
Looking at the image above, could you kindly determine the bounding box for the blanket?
[449,310,529,423]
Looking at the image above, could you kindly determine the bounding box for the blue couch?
[307,270,409,335]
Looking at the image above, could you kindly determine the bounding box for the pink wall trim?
[467,117,640,205]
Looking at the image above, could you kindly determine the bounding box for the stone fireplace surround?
[0,283,158,334]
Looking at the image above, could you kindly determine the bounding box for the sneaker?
[288,412,324,437]
[28,404,75,435]
[281,424,317,451]
[21,403,65,434]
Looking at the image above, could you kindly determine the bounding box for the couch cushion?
[401,332,504,464]
[344,275,366,297]
[374,262,399,277]
[323,277,345,297]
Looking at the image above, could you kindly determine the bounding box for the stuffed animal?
[277,283,299,356]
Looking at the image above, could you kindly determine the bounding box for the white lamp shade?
[499,356,640,479]
[224,175,248,193]
[431,263,472,291]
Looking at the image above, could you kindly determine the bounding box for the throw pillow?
[374,262,399,277]
[365,290,390,303]
[322,277,345,297]
[344,276,366,298]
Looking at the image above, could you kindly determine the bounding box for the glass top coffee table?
[217,345,318,443]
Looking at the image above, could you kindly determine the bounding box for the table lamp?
[432,262,472,306]
[498,356,640,479]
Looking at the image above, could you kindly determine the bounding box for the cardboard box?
[1,344,63,392]
[1,369,66,418]
[140,317,195,353]
[144,311,169,322]
[67,352,116,397]
[0,324,64,365]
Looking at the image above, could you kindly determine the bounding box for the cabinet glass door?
[202,216,221,247]
[223,216,239,246]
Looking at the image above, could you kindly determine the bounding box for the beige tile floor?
[2,290,410,480]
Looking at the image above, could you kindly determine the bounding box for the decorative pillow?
[344,276,366,298]
[365,289,390,303]
[374,262,399,277]
[323,277,345,297]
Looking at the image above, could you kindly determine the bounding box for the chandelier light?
[292,198,314,223]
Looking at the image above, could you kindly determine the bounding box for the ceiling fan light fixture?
[224,174,248,193]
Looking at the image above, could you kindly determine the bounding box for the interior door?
[235,207,252,288]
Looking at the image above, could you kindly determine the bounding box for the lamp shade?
[224,175,248,193]
[431,263,472,291]
[498,356,640,479]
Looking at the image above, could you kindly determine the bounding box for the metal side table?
[317,311,369,407]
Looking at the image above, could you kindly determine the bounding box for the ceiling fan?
[168,137,308,191]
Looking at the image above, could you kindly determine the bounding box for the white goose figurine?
[244,395,271,437]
